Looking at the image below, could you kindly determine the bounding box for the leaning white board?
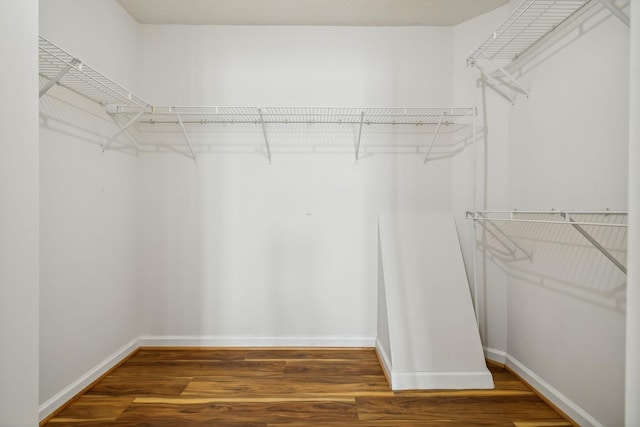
[377,213,493,390]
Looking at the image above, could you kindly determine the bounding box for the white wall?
[39,0,142,406]
[135,25,455,341]
[507,7,628,427]
[138,154,452,340]
[454,2,629,426]
[0,1,39,425]
[136,25,453,106]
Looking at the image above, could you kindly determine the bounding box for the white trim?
[505,354,604,427]
[39,338,139,421]
[374,338,393,381]
[136,335,376,348]
[483,346,507,364]
[390,370,494,390]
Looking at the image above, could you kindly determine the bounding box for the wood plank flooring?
[42,348,575,426]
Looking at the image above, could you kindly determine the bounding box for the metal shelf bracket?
[470,60,528,105]
[467,210,628,275]
[596,0,630,27]
[39,58,81,98]
[424,111,446,164]
[102,109,146,152]
[355,110,365,164]
[258,108,272,164]
[471,212,533,260]
[175,110,197,163]
[560,212,627,274]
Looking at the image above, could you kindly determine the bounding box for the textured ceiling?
[116,0,509,26]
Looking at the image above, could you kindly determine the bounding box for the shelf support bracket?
[424,112,446,164]
[476,219,517,258]
[102,109,146,151]
[355,110,365,164]
[176,111,197,163]
[476,212,533,260]
[481,54,528,98]
[597,0,630,27]
[258,108,272,164]
[109,115,139,151]
[560,212,627,274]
[472,62,516,104]
[39,59,80,98]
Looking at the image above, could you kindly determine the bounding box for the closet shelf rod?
[466,211,628,228]
[470,210,627,215]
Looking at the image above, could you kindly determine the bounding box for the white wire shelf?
[466,0,599,104]
[468,0,591,62]
[467,209,628,274]
[39,36,152,112]
[39,35,475,163]
[467,210,628,227]
[111,106,473,126]
[126,106,473,163]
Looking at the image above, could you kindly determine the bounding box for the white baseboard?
[391,370,494,390]
[505,354,604,427]
[483,346,507,364]
[39,338,139,421]
[374,338,392,382]
[376,339,493,390]
[137,335,376,348]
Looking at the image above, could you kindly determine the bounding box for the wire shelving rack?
[39,36,152,112]
[39,36,475,163]
[467,210,628,274]
[468,0,591,63]
[467,0,628,103]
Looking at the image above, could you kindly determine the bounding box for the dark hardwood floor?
[42,348,575,426]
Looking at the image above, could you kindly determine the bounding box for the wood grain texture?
[42,348,576,426]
